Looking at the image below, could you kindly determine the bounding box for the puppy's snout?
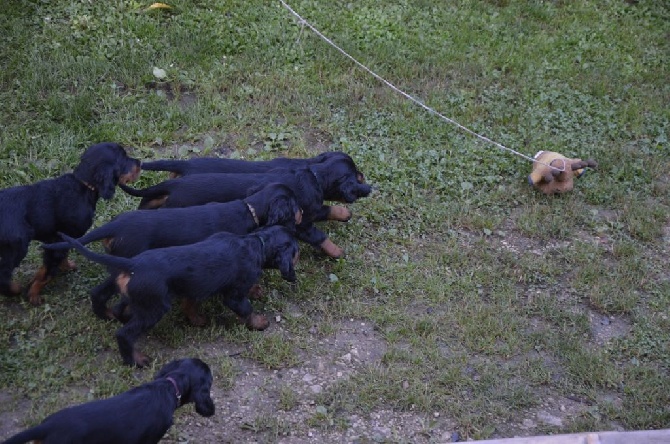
[357,183,372,197]
[120,162,142,184]
[196,398,215,417]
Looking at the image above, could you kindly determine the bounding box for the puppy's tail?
[119,182,172,209]
[3,423,48,444]
[140,159,188,175]
[43,224,118,251]
[57,233,133,273]
[118,182,163,198]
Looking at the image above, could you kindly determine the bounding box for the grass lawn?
[1,0,668,442]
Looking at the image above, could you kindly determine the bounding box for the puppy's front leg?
[296,224,345,259]
[91,276,120,321]
[320,238,344,259]
[312,204,352,222]
[327,205,352,222]
[224,292,269,331]
[181,298,209,327]
[248,284,263,300]
[27,247,68,305]
[58,255,77,272]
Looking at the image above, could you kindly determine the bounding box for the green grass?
[1,0,669,441]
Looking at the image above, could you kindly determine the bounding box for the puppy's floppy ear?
[190,360,215,417]
[93,163,121,200]
[194,388,215,417]
[193,379,215,417]
[297,170,324,217]
[278,244,297,282]
[267,194,297,230]
[279,258,296,282]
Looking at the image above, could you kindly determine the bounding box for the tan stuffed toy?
[528,150,597,194]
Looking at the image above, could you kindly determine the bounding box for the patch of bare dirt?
[159,319,461,443]
[144,133,241,161]
[510,396,593,435]
[588,311,632,346]
[303,128,333,154]
[142,126,336,164]
[0,391,32,439]
[145,81,199,111]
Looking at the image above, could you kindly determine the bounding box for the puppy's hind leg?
[116,283,171,367]
[0,267,21,297]
[181,298,209,327]
[91,275,123,321]
[110,297,133,324]
[27,246,69,305]
[0,276,21,297]
[116,307,166,367]
[116,318,148,367]
[0,241,29,297]
[58,254,78,272]
[0,280,21,297]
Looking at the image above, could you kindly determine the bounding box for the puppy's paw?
[245,313,270,331]
[132,350,151,368]
[0,282,22,297]
[328,205,352,222]
[9,281,21,296]
[26,267,50,306]
[26,288,44,306]
[101,307,118,321]
[188,313,209,327]
[181,299,208,327]
[110,303,133,324]
[320,238,345,259]
[248,284,263,300]
[59,258,78,272]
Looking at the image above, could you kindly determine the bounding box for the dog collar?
[254,234,266,256]
[165,376,182,402]
[245,202,260,226]
[308,167,320,184]
[77,177,96,192]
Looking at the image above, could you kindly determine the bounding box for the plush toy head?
[528,150,597,194]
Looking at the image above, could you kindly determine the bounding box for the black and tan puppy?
[140,150,348,177]
[58,226,299,367]
[2,358,214,444]
[44,183,302,320]
[45,182,302,258]
[137,153,371,223]
[0,142,140,305]
[121,163,370,257]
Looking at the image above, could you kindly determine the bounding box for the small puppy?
[140,150,350,177]
[0,142,141,304]
[2,358,214,444]
[58,226,299,366]
[44,182,302,258]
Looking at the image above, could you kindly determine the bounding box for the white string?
[278,0,563,171]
